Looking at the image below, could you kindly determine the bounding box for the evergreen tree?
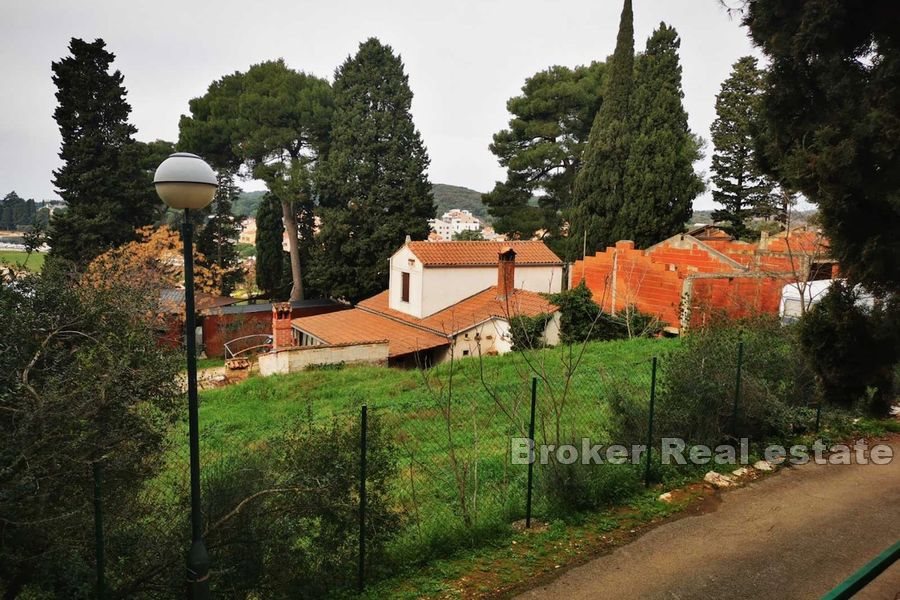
[709,56,774,239]
[745,0,900,292]
[314,38,434,301]
[48,38,159,264]
[180,61,333,301]
[1,193,41,231]
[196,172,245,295]
[568,0,634,255]
[483,62,606,251]
[620,24,703,247]
[255,193,287,299]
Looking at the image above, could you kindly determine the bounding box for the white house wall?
[388,245,426,317]
[434,313,561,364]
[419,265,563,317]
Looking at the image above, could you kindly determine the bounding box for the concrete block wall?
[258,342,390,376]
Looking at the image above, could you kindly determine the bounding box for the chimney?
[497,247,516,300]
[272,302,294,350]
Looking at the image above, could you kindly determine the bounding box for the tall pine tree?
[49,38,159,264]
[196,172,245,295]
[255,193,287,299]
[313,38,434,301]
[179,61,333,301]
[483,62,606,252]
[710,56,775,239]
[619,24,703,247]
[569,0,634,255]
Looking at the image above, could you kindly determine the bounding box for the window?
[401,272,410,302]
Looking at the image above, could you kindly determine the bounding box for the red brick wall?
[688,276,785,328]
[572,241,685,327]
[200,303,348,358]
[573,238,804,330]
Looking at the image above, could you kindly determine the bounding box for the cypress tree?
[255,193,287,299]
[48,38,159,264]
[619,24,703,247]
[313,38,434,301]
[197,172,245,295]
[569,0,634,255]
[709,56,775,239]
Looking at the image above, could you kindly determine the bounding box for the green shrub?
[653,315,815,447]
[799,281,899,416]
[145,414,405,598]
[538,459,642,516]
[509,313,552,350]
[547,282,660,344]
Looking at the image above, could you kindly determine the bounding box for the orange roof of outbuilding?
[291,309,449,358]
[405,240,562,267]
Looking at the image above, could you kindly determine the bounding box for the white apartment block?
[429,209,483,240]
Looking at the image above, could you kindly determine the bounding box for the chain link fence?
[87,328,830,598]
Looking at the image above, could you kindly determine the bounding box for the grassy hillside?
[432,183,489,221]
[204,338,669,424]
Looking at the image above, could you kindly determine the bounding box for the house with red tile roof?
[275,241,563,369]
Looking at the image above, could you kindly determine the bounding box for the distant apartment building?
[429,209,483,240]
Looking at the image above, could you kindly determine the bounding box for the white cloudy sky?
[0,0,761,209]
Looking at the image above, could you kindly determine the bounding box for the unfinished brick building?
[571,226,835,332]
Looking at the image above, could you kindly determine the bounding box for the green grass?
[187,337,678,585]
[0,250,44,271]
[196,357,226,370]
[197,337,677,456]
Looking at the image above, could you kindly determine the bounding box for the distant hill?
[235,185,491,222]
[234,190,266,217]
[432,184,489,221]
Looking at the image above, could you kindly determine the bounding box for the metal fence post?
[526,377,537,528]
[644,357,658,487]
[358,405,367,594]
[93,461,105,600]
[731,340,744,436]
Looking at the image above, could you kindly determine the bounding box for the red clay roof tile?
[406,241,562,267]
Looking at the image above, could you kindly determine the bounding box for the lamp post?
[154,152,218,599]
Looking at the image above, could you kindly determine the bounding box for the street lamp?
[154,152,217,599]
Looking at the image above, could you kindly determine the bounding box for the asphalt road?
[517,437,900,600]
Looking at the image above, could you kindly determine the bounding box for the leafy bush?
[196,413,401,598]
[0,266,181,598]
[547,282,659,344]
[799,281,899,416]
[509,313,552,350]
[655,316,814,447]
[538,459,642,516]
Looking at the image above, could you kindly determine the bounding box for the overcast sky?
[0,0,761,210]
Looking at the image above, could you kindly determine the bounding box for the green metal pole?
[822,540,900,599]
[732,340,744,437]
[93,462,105,600]
[644,357,658,487]
[183,212,210,599]
[525,377,537,528]
[358,405,368,593]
